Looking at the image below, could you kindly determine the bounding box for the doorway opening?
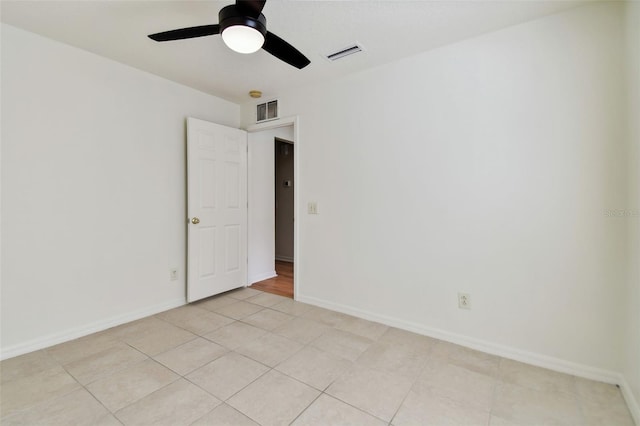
[253,136,295,298]
[247,117,298,299]
[252,138,294,298]
[251,260,293,298]
[275,139,294,255]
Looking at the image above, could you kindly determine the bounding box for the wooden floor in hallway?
[251,261,293,298]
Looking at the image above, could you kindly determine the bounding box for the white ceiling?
[1,0,589,104]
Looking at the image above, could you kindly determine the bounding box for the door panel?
[225,224,241,272]
[187,117,247,302]
[225,161,240,208]
[199,227,216,277]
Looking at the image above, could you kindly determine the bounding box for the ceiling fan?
[148,0,310,69]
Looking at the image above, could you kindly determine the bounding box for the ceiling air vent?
[326,44,364,61]
[256,99,278,123]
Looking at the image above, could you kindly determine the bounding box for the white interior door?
[187,117,247,302]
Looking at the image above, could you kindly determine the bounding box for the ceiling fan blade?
[263,31,310,69]
[148,25,220,42]
[235,0,266,19]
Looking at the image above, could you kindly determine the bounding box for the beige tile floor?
[0,287,635,426]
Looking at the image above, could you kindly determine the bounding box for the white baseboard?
[297,294,624,385]
[619,376,640,426]
[249,271,277,285]
[0,297,186,361]
[275,256,294,263]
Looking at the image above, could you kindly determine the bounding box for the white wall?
[624,0,640,421]
[247,125,294,284]
[1,24,239,357]
[242,2,627,377]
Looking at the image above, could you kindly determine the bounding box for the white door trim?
[246,116,300,300]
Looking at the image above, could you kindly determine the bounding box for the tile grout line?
[8,288,630,425]
[186,405,219,426]
[109,358,184,416]
[572,375,588,425]
[60,358,124,424]
[286,391,324,425]
[152,311,238,338]
[273,321,380,422]
[487,356,504,422]
[386,343,434,426]
[200,317,356,425]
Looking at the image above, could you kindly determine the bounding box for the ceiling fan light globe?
[222,25,264,54]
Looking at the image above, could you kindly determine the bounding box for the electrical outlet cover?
[458,292,471,309]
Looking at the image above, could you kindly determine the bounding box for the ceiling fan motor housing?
[219,5,267,37]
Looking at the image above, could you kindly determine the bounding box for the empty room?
[1,0,639,425]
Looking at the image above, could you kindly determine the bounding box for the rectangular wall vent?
[256,99,278,123]
[326,44,363,61]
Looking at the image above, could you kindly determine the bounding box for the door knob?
[191,217,200,224]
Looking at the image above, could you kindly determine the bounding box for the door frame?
[246,116,300,300]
